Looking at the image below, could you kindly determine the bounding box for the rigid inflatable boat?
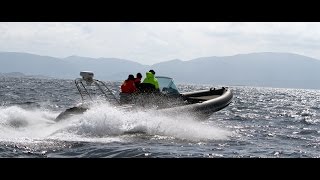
[55,71,233,121]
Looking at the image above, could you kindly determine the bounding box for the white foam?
[0,106,58,140]
[64,103,232,141]
[0,103,232,143]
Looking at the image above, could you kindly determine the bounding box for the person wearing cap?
[121,74,137,93]
[149,70,155,75]
[141,70,160,91]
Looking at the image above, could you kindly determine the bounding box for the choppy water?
[1,76,320,158]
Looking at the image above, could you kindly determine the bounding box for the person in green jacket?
[142,70,160,91]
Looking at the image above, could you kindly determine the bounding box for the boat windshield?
[156,76,180,95]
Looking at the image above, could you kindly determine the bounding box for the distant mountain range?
[1,51,320,89]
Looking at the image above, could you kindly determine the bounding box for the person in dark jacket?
[121,74,137,93]
[134,73,142,89]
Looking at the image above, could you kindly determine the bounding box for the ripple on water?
[1,77,320,157]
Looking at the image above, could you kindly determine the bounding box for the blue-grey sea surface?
[1,76,320,158]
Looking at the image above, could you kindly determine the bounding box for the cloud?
[0,22,320,64]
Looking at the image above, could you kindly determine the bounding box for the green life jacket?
[142,72,159,90]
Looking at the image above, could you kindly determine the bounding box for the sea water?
[0,76,320,158]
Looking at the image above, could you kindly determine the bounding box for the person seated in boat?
[121,74,137,94]
[134,72,142,89]
[120,74,138,104]
[140,70,160,93]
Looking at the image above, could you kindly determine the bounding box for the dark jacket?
[134,78,141,88]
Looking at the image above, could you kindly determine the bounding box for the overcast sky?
[1,22,320,65]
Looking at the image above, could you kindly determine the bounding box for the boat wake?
[0,103,232,144]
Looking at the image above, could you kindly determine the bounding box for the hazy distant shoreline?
[0,72,54,79]
[1,51,320,89]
